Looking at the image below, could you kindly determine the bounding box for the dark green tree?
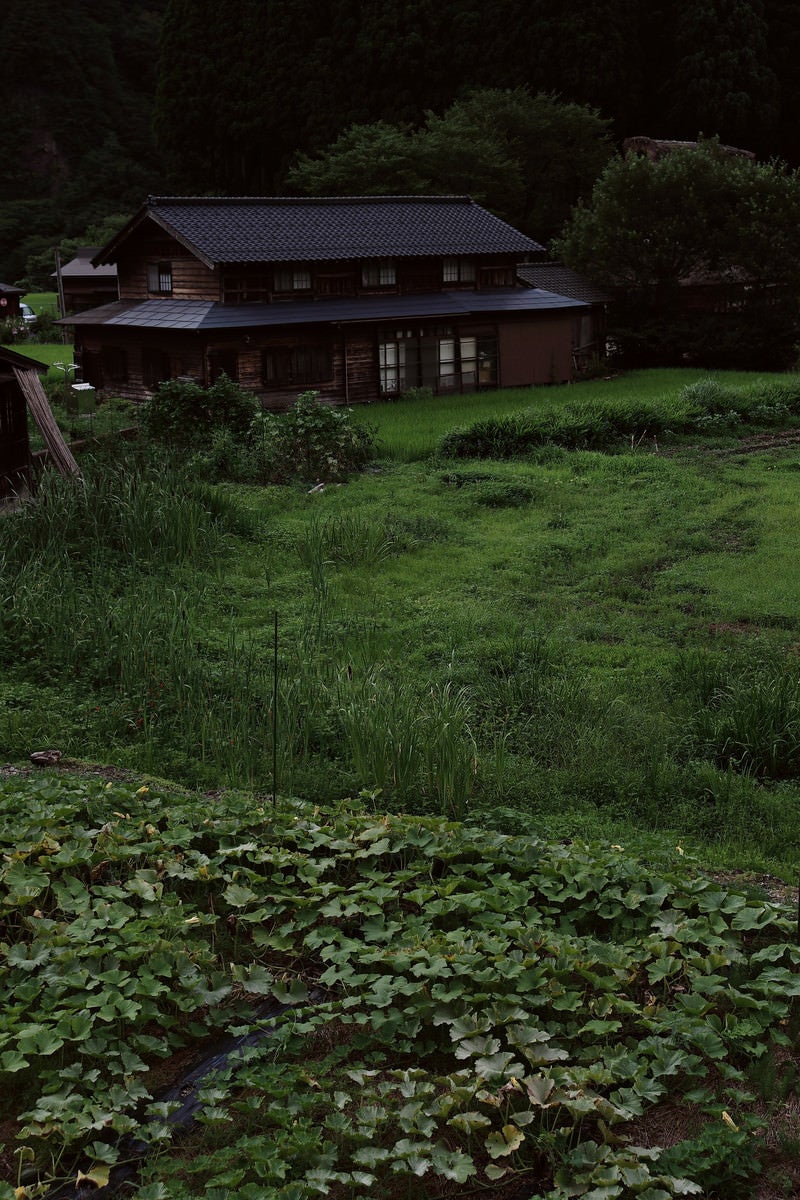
[287,89,612,241]
[667,0,779,153]
[557,140,800,367]
[0,0,165,282]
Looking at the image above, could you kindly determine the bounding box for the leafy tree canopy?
[287,89,613,241]
[558,139,800,290]
[556,139,800,367]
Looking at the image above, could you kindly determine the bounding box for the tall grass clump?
[1,457,242,569]
[296,514,396,569]
[333,666,477,817]
[675,649,800,780]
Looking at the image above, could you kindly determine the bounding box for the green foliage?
[438,375,800,457]
[0,1,163,282]
[247,390,377,484]
[557,140,800,370]
[288,88,612,239]
[7,370,800,875]
[667,0,778,151]
[676,652,800,780]
[0,774,795,1196]
[657,1117,763,1198]
[140,374,259,448]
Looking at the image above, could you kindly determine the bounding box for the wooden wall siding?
[117,248,528,305]
[73,310,578,408]
[118,254,217,300]
[74,328,204,401]
[0,377,32,498]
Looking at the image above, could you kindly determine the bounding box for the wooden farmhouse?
[61,195,588,407]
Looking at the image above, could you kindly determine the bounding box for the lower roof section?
[61,288,586,333]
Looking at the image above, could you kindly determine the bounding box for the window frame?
[442,257,476,285]
[101,345,128,384]
[273,268,313,293]
[147,261,173,296]
[378,327,497,395]
[261,344,332,387]
[361,259,397,289]
[141,347,171,391]
[208,349,239,384]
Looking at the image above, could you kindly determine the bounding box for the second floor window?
[443,257,476,284]
[362,259,396,288]
[479,266,514,288]
[274,269,312,292]
[147,262,172,295]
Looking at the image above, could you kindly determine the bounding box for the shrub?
[0,315,24,343]
[678,377,741,415]
[141,373,258,447]
[399,385,434,403]
[248,390,376,483]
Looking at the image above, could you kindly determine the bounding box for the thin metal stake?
[272,610,279,805]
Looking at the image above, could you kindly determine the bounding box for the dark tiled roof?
[96,196,545,267]
[517,263,612,304]
[62,288,585,332]
[0,282,24,296]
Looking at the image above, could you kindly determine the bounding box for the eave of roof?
[517,263,613,305]
[0,346,47,372]
[61,289,586,332]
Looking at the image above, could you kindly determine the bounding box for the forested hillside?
[156,0,800,189]
[0,0,167,283]
[3,0,800,283]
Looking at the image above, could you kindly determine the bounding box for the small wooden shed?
[0,347,80,500]
[0,346,38,498]
[0,283,24,321]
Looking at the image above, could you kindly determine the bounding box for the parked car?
[20,303,37,328]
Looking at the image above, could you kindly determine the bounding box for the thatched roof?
[623,137,756,162]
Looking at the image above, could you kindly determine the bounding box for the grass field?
[21,290,59,315]
[354,367,780,459]
[6,342,73,369]
[3,368,800,876]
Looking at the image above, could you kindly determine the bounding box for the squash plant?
[0,773,797,1198]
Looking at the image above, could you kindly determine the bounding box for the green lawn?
[4,341,73,369]
[21,289,59,315]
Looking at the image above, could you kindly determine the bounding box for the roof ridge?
[146,194,475,207]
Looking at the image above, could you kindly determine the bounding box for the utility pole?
[54,247,68,344]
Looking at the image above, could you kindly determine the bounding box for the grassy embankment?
[2,368,800,877]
